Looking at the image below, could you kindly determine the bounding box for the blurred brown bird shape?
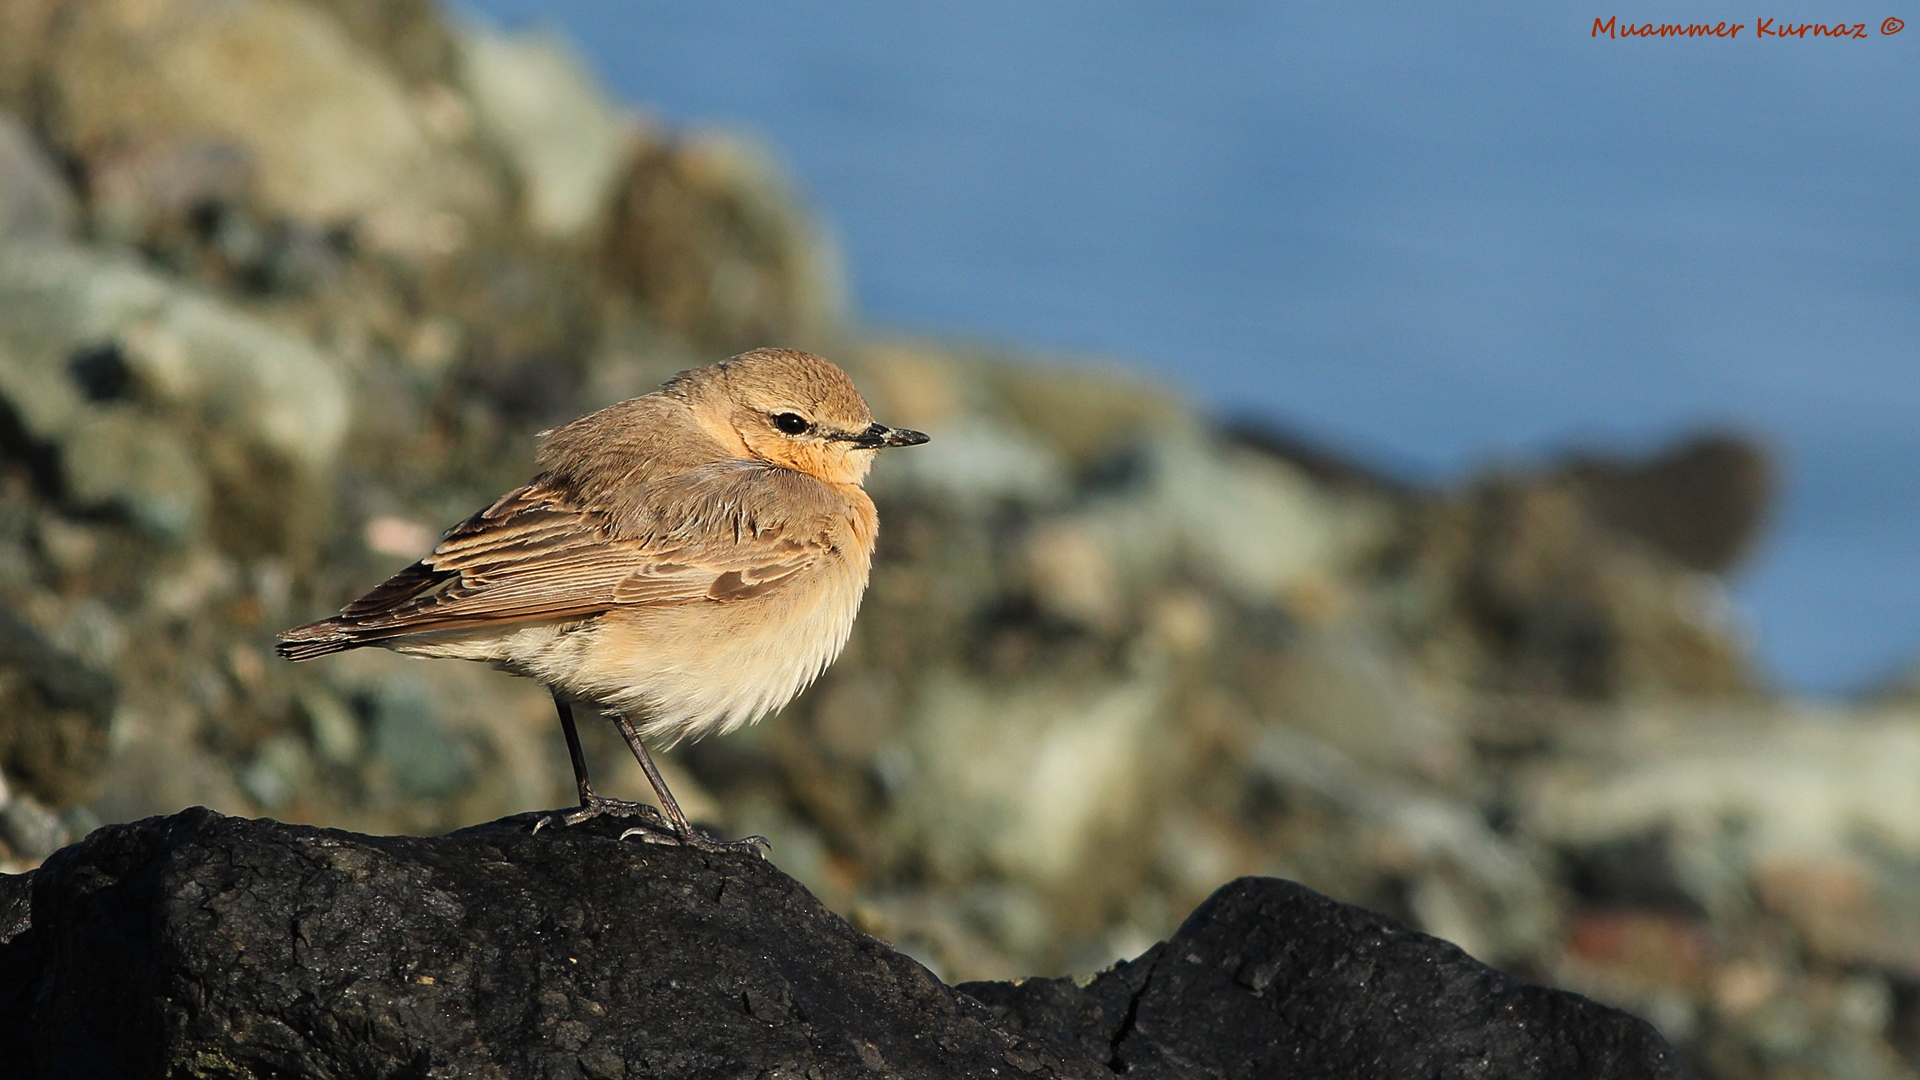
[277,348,928,851]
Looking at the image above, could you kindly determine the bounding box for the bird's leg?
[533,692,665,833]
[607,713,768,855]
[557,691,593,805]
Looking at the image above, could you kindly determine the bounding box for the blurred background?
[0,2,1914,1077]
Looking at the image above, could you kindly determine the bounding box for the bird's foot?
[532,793,667,834]
[618,822,771,857]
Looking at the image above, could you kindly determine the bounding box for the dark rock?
[0,867,34,1069]
[1401,473,1756,701]
[1559,431,1774,576]
[963,877,1690,1080]
[0,866,29,942]
[1223,415,1414,497]
[0,809,1685,1079]
[2,807,1102,1079]
[66,341,136,404]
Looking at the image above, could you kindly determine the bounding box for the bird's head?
[681,348,928,485]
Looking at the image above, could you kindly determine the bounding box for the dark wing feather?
[277,476,827,659]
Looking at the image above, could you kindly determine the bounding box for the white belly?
[519,554,869,745]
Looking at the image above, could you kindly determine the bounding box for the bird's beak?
[841,423,930,449]
[879,424,930,447]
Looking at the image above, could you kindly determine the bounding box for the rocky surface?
[0,807,1682,1079]
[0,1,1912,1077]
[964,874,1687,1079]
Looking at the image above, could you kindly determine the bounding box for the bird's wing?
[317,478,827,641]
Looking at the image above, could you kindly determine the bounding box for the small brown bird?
[277,348,927,850]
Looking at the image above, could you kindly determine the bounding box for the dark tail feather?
[276,620,363,661]
[277,561,454,662]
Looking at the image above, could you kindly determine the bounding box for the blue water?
[461,2,1920,695]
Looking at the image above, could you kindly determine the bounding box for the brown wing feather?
[277,470,832,659]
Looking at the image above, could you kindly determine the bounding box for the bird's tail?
[277,560,454,661]
[275,619,361,661]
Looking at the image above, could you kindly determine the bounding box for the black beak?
[841,423,930,449]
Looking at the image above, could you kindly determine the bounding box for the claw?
[538,700,769,858]
[529,793,667,833]
[618,824,771,857]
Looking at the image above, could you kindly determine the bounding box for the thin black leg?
[554,691,594,806]
[607,713,693,834]
[531,695,663,834]
[608,714,768,855]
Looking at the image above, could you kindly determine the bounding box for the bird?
[277,348,928,852]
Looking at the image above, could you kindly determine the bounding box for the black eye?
[772,412,811,435]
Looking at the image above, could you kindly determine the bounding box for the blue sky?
[460,2,1919,694]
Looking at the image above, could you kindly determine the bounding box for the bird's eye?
[772,412,811,435]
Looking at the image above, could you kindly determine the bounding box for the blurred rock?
[426,236,605,423]
[82,136,255,252]
[898,672,1169,896]
[1525,705,1920,945]
[34,0,505,258]
[1561,432,1775,576]
[847,340,981,440]
[871,414,1070,507]
[1395,472,1758,701]
[299,0,466,90]
[0,0,58,116]
[1263,619,1469,783]
[0,786,68,867]
[1224,413,1414,496]
[0,241,348,549]
[359,673,475,800]
[58,407,206,540]
[978,355,1189,469]
[600,132,845,351]
[1073,429,1390,609]
[456,19,640,241]
[0,113,75,242]
[0,607,114,807]
[1244,727,1556,965]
